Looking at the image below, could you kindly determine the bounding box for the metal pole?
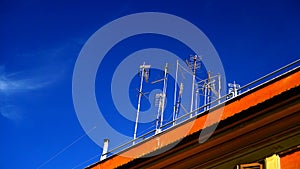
[176,83,184,119]
[195,88,198,113]
[207,86,211,109]
[133,63,145,143]
[207,72,211,109]
[190,72,195,117]
[155,95,161,134]
[233,81,237,97]
[218,74,221,104]
[160,63,168,129]
[204,83,207,111]
[172,60,179,125]
[190,56,196,118]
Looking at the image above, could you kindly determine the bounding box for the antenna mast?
[186,55,201,117]
[172,60,179,125]
[133,62,151,143]
[153,63,168,134]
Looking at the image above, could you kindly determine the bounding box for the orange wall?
[281,150,300,169]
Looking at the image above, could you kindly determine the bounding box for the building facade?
[86,66,300,169]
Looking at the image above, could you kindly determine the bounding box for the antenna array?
[132,57,224,143]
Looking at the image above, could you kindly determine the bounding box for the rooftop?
[86,60,300,169]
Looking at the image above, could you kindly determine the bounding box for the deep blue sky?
[1,0,300,168]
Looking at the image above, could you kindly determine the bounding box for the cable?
[71,154,100,169]
[37,126,97,169]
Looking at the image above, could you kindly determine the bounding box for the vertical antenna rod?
[153,63,168,134]
[161,63,168,128]
[133,62,151,143]
[190,57,196,117]
[186,55,201,118]
[218,73,221,104]
[174,83,184,123]
[172,60,179,125]
[204,72,211,110]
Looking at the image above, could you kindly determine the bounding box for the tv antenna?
[152,63,168,134]
[133,62,151,143]
[197,72,222,110]
[186,55,202,117]
[228,81,240,98]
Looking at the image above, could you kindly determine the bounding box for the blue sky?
[1,0,300,168]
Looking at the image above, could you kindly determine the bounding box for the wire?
[71,154,100,169]
[37,126,97,169]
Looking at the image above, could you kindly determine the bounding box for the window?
[238,162,263,169]
[236,154,280,169]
